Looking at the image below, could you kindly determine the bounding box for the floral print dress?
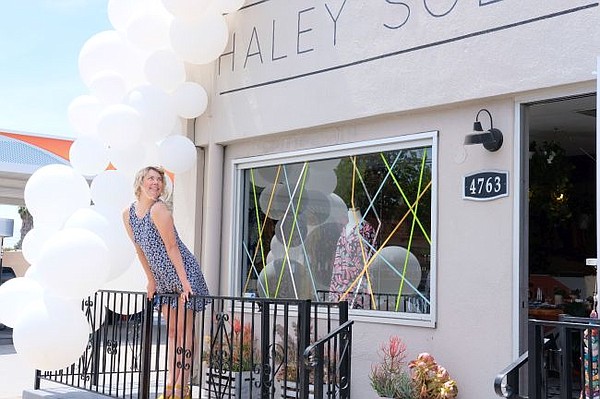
[328,222,376,308]
[129,201,210,311]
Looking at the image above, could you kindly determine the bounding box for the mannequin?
[329,207,376,307]
[345,208,363,236]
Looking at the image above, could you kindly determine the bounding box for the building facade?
[174,1,600,397]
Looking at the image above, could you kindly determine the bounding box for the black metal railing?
[302,320,354,399]
[35,290,350,399]
[495,315,600,399]
[316,289,429,313]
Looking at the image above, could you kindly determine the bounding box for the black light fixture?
[464,108,503,152]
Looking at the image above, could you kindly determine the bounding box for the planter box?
[205,368,260,398]
[279,380,332,399]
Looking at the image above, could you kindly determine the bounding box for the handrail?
[303,320,355,357]
[493,351,528,398]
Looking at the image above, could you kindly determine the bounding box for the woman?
[123,166,210,399]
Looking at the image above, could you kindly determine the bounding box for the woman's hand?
[147,280,156,299]
[180,281,193,302]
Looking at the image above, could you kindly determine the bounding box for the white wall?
[185,1,600,397]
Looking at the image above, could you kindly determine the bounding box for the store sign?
[463,171,508,201]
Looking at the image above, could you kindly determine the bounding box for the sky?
[0,0,112,139]
[0,1,111,247]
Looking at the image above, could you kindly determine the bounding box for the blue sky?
[0,0,111,139]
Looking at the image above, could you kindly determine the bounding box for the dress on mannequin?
[328,208,376,308]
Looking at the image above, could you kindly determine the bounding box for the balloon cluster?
[0,0,244,371]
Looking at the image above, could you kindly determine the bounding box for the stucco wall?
[183,1,600,397]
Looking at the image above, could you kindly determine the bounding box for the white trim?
[230,132,438,326]
[512,101,522,360]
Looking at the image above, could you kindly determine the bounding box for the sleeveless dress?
[129,201,210,311]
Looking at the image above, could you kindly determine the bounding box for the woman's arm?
[122,208,156,298]
[150,202,193,301]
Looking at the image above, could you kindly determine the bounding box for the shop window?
[234,135,436,317]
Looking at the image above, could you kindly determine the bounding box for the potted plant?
[408,353,458,399]
[204,317,260,398]
[369,335,416,399]
[275,323,331,399]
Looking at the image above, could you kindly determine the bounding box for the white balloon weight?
[67,95,104,137]
[96,104,143,150]
[88,70,128,104]
[69,137,110,177]
[24,164,91,226]
[171,82,208,119]
[35,228,110,299]
[13,297,90,371]
[158,135,197,173]
[161,0,213,19]
[0,277,44,328]
[22,227,58,266]
[144,49,186,93]
[128,85,177,141]
[91,170,134,214]
[217,0,245,13]
[369,246,422,295]
[169,12,229,65]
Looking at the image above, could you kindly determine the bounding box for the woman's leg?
[174,299,196,397]
[162,303,178,395]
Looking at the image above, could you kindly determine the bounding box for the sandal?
[157,384,173,399]
[172,384,191,399]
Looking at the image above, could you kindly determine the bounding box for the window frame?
[230,131,438,327]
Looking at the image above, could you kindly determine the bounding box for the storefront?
[179,1,600,397]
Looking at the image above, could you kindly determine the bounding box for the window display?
[237,138,434,315]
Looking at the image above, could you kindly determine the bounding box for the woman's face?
[140,169,164,200]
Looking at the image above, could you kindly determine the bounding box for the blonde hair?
[133,166,170,200]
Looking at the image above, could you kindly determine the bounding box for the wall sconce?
[464,108,503,152]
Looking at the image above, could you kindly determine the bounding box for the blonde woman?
[123,166,209,399]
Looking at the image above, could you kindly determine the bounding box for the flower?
[204,317,258,372]
[408,353,458,399]
[369,336,415,398]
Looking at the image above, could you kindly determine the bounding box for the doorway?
[525,93,597,325]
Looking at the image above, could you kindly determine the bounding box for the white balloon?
[369,246,422,295]
[13,297,90,371]
[126,9,173,52]
[65,207,134,281]
[67,95,104,137]
[69,137,110,177]
[158,135,197,173]
[96,104,143,150]
[88,71,128,104]
[91,170,134,214]
[169,12,229,65]
[24,164,91,226]
[161,0,213,18]
[35,228,110,299]
[171,82,208,119]
[103,259,147,315]
[127,85,177,141]
[78,30,147,90]
[22,227,59,265]
[0,278,44,328]
[144,49,186,93]
[108,0,141,31]
[109,144,147,178]
[218,0,245,13]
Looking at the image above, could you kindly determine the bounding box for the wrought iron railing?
[302,320,354,399]
[35,290,350,399]
[494,315,600,399]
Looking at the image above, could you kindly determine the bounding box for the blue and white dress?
[129,200,210,311]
